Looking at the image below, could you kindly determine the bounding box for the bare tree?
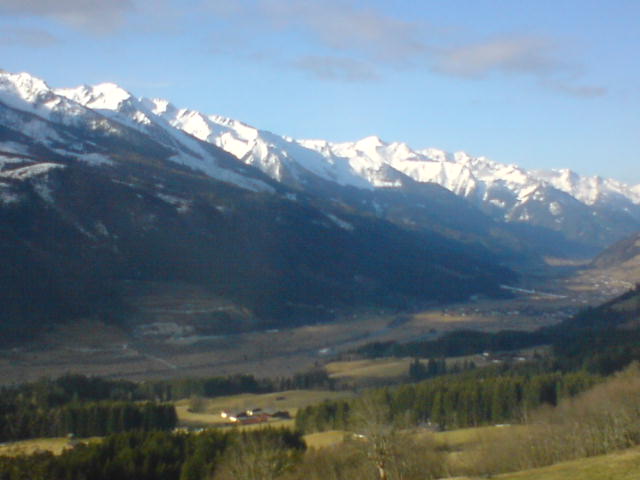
[214,432,298,480]
[282,443,373,480]
[462,363,640,478]
[351,394,395,480]
[350,394,445,480]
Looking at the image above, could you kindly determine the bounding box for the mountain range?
[1,69,639,342]
[48,75,640,253]
[0,70,518,342]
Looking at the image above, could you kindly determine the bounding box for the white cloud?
[257,0,424,63]
[201,1,605,96]
[432,36,559,78]
[540,80,607,98]
[1,0,605,97]
[0,27,59,47]
[0,0,135,33]
[203,0,426,80]
[291,55,378,82]
[429,35,606,97]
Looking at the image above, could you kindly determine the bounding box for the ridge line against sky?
[0,0,638,183]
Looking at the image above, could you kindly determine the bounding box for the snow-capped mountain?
[1,70,517,342]
[133,95,640,223]
[305,139,640,245]
[144,99,640,249]
[3,69,639,252]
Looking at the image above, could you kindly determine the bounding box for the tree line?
[295,368,600,433]
[0,401,176,442]
[142,369,335,401]
[408,357,477,381]
[0,428,305,480]
[457,363,640,477]
[0,369,334,442]
[356,329,549,360]
[0,369,335,409]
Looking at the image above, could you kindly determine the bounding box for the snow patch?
[167,153,274,193]
[33,180,54,203]
[0,182,19,204]
[0,141,31,156]
[0,156,30,169]
[0,162,64,180]
[326,214,354,231]
[76,153,113,166]
[95,222,109,237]
[549,201,562,216]
[157,192,191,213]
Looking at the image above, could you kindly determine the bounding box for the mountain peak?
[418,147,453,163]
[55,82,133,111]
[356,135,385,148]
[0,71,52,105]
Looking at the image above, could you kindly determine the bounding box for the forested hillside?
[355,285,640,374]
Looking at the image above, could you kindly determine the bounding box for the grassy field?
[434,425,514,448]
[175,389,353,428]
[0,438,72,456]
[325,358,412,382]
[0,437,101,457]
[324,354,507,388]
[303,430,347,449]
[454,445,640,480]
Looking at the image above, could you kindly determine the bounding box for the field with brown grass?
[0,437,101,457]
[175,389,353,429]
[455,445,640,480]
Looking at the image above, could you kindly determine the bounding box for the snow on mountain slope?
[3,70,640,248]
[0,162,64,180]
[56,83,132,112]
[150,103,375,189]
[105,81,640,245]
[53,83,277,193]
[0,72,51,114]
[0,72,115,130]
[533,168,640,206]
[297,137,406,188]
[0,72,273,193]
[302,136,640,222]
[46,72,640,224]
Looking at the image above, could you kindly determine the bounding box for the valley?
[0,258,629,386]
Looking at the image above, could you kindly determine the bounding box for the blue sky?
[1,0,638,183]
